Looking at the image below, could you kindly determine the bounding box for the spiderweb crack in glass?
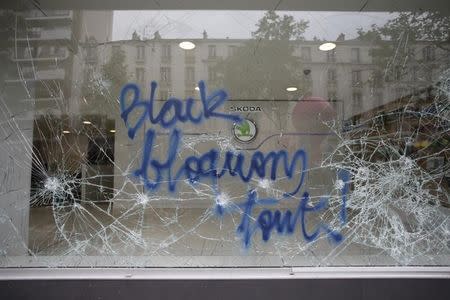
[0,9,449,267]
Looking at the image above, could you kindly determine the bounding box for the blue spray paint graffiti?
[120,80,241,139]
[236,169,350,248]
[133,127,307,196]
[119,81,349,247]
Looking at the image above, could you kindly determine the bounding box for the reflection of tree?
[357,12,450,83]
[380,12,450,50]
[82,45,128,114]
[214,11,309,100]
[354,12,450,204]
[102,48,128,97]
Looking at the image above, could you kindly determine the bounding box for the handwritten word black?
[120,81,241,139]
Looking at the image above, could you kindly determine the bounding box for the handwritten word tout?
[237,170,350,247]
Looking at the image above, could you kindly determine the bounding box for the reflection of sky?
[113,10,395,41]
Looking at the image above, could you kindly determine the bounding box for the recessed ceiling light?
[82,120,92,125]
[62,130,70,134]
[194,86,200,91]
[319,42,336,51]
[286,87,298,92]
[179,41,195,50]
[110,129,116,133]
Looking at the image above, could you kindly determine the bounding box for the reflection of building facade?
[3,10,113,114]
[77,33,449,208]
[0,9,113,254]
[4,10,78,115]
[75,33,450,207]
[83,33,449,122]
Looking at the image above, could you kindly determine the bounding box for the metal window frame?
[1,267,450,280]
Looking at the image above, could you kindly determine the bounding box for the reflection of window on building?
[159,90,169,100]
[185,66,195,83]
[28,26,41,38]
[19,65,34,79]
[185,48,195,63]
[303,70,312,92]
[37,46,45,57]
[408,47,415,60]
[328,69,336,82]
[327,90,337,102]
[371,70,383,88]
[422,45,435,61]
[394,66,403,81]
[136,67,145,84]
[351,48,360,63]
[395,87,406,99]
[86,68,94,81]
[86,46,96,62]
[162,44,171,58]
[21,46,34,59]
[425,68,433,82]
[160,67,171,82]
[352,91,362,110]
[112,45,121,55]
[185,89,196,99]
[208,45,217,58]
[411,66,418,81]
[208,66,217,81]
[352,115,361,126]
[352,70,362,86]
[35,83,63,100]
[385,71,393,82]
[55,46,64,57]
[373,91,384,108]
[301,46,311,61]
[326,50,336,63]
[185,48,195,57]
[228,45,238,56]
[136,45,145,61]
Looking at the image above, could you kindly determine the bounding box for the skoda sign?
[233,119,257,143]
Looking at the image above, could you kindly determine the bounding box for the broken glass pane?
[0,7,449,267]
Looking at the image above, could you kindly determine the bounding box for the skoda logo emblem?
[233,119,257,143]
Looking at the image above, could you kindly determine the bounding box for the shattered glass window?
[0,5,449,268]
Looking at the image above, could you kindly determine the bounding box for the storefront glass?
[0,3,449,268]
